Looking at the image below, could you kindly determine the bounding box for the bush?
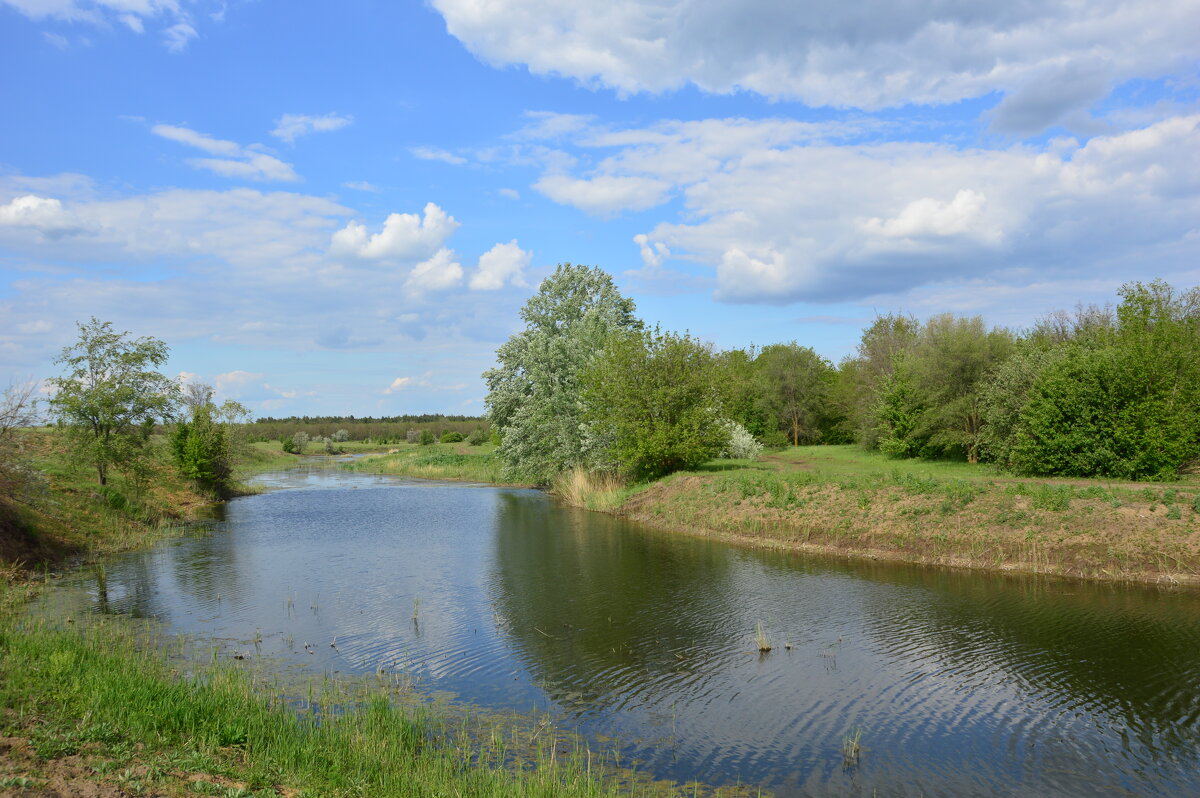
[406,429,420,444]
[720,420,763,460]
[418,430,435,446]
[467,428,488,446]
[292,431,309,454]
[333,429,349,442]
[440,431,464,443]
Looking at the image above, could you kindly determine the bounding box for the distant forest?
[245,415,487,444]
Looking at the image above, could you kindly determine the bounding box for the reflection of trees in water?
[488,492,737,712]
[845,558,1200,758]
[168,531,244,609]
[88,555,159,618]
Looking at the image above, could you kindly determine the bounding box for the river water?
[55,466,1200,796]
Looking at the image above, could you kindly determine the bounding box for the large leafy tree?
[755,342,836,446]
[583,327,726,481]
[49,318,179,486]
[484,264,641,483]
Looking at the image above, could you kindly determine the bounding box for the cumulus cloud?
[524,113,1200,304]
[330,203,460,261]
[271,113,353,144]
[0,195,87,237]
[152,123,300,182]
[215,370,263,394]
[470,240,530,290]
[405,248,464,293]
[434,0,1200,134]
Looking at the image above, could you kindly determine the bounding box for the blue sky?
[2,0,1198,417]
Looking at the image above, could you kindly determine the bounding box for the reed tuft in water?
[754,621,772,652]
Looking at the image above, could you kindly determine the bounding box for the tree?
[291,431,310,454]
[840,313,920,447]
[755,343,835,446]
[582,327,726,480]
[484,264,641,483]
[171,398,248,495]
[0,382,42,508]
[49,318,179,486]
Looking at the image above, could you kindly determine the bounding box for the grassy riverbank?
[620,448,1200,584]
[342,442,527,485]
[0,584,672,797]
[350,444,1200,585]
[0,429,218,572]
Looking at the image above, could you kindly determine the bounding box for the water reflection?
[54,468,1200,797]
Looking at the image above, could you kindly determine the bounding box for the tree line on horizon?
[486,265,1200,484]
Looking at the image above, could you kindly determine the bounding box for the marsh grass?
[0,587,693,798]
[552,468,630,512]
[754,621,772,653]
[841,728,862,768]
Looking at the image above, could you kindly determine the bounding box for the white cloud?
[405,248,464,293]
[342,180,380,192]
[271,113,353,144]
[862,190,996,242]
[383,376,411,394]
[215,370,263,394]
[470,240,530,290]
[152,124,241,156]
[633,232,669,270]
[411,146,468,165]
[153,124,300,182]
[524,113,1200,304]
[42,31,69,48]
[162,20,194,51]
[434,0,1200,134]
[533,173,670,215]
[4,0,205,52]
[498,188,520,200]
[330,202,459,261]
[189,153,300,182]
[0,195,87,237]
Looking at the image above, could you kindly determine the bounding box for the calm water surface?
[59,466,1200,796]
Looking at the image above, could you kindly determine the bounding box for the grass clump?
[754,621,772,653]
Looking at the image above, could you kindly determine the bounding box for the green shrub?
[440,431,464,443]
[466,428,488,446]
[418,430,435,446]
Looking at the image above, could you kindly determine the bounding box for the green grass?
[0,585,689,797]
[343,443,521,485]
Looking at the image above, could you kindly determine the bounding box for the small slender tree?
[49,318,179,486]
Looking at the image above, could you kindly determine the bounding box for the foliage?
[755,342,837,445]
[333,429,349,442]
[48,318,179,486]
[418,429,435,446]
[485,263,641,483]
[839,314,920,448]
[1004,282,1200,479]
[583,327,727,481]
[720,420,763,460]
[291,431,309,454]
[171,399,248,495]
[440,431,464,443]
[0,382,44,509]
[467,427,488,446]
[873,314,1013,463]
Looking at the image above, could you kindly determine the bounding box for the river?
[51,465,1200,796]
